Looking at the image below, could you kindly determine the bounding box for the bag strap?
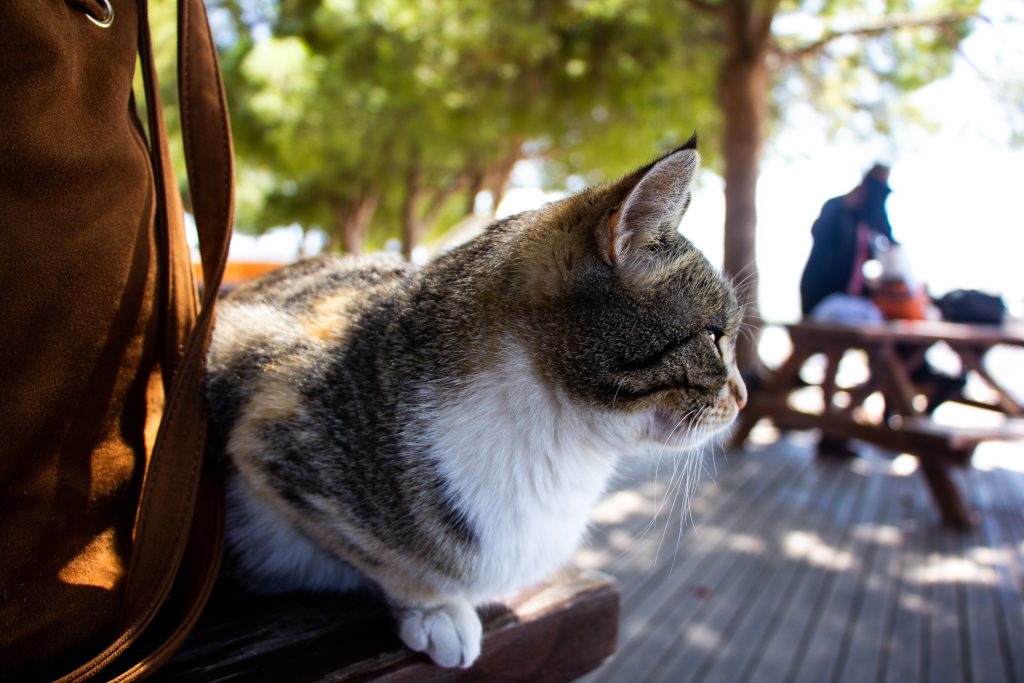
[57,0,233,679]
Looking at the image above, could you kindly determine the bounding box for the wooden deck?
[574,431,1024,683]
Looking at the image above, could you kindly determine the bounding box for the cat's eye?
[706,327,723,347]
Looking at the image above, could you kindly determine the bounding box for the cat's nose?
[730,377,747,410]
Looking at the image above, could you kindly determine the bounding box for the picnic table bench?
[153,567,618,682]
[733,319,1024,528]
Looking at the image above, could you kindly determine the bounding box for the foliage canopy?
[148,0,983,257]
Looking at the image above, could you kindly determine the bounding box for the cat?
[204,136,747,668]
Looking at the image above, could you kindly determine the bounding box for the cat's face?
[521,140,746,450]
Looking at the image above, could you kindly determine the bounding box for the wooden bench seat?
[894,416,1024,450]
[153,567,618,682]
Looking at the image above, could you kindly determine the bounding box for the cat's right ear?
[597,140,699,270]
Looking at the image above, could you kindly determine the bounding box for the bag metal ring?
[85,0,114,28]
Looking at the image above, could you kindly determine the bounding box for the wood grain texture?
[577,438,1024,683]
[153,568,618,682]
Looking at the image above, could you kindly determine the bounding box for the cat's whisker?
[653,454,688,568]
[657,405,710,569]
[636,444,678,543]
[728,266,759,298]
[736,302,765,325]
[641,410,695,539]
[726,266,759,305]
[683,408,710,521]
[737,310,766,325]
[646,408,700,567]
[620,408,695,564]
[673,440,705,569]
[666,406,710,571]
[612,378,626,407]
[726,259,758,281]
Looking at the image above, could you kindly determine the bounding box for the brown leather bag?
[0,0,233,679]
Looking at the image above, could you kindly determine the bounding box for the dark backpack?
[936,289,1007,325]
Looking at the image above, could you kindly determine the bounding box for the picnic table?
[733,319,1024,528]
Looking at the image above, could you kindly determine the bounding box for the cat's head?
[515,137,746,450]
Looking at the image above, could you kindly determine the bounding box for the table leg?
[821,347,844,414]
[956,345,1023,416]
[729,410,761,448]
[918,457,976,530]
[876,343,920,418]
[731,343,812,449]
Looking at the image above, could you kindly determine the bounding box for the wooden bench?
[733,320,1024,529]
[153,567,618,682]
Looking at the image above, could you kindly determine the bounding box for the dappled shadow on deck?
[574,432,1024,683]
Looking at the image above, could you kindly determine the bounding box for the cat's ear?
[598,137,699,269]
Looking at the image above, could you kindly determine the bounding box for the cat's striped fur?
[205,139,747,668]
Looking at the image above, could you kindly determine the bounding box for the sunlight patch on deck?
[590,489,653,524]
[890,453,919,475]
[851,523,901,545]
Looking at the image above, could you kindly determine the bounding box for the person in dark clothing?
[797,164,965,459]
[800,164,894,316]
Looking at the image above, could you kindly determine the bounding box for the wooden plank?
[741,460,874,683]
[786,320,1024,348]
[899,416,1024,446]
[740,403,973,460]
[154,567,618,683]
[593,447,763,583]
[881,475,930,683]
[958,469,1014,683]
[680,459,847,683]
[609,445,806,608]
[589,447,816,683]
[925,527,967,683]
[989,463,1024,571]
[978,465,1024,681]
[834,463,907,683]
[645,460,836,680]
[578,448,806,683]
[645,460,831,683]
[789,465,889,683]
[581,437,1024,683]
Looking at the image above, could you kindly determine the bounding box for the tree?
[210,0,720,255]
[680,0,979,372]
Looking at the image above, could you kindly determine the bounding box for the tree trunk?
[330,190,378,255]
[718,0,773,376]
[486,153,519,212]
[401,188,423,261]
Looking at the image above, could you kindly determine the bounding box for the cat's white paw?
[397,599,482,668]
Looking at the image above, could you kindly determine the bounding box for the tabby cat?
[205,137,747,668]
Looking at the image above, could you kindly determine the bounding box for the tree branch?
[773,12,977,65]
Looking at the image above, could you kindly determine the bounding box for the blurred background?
[148,0,1023,347]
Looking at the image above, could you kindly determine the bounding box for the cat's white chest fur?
[418,339,633,603]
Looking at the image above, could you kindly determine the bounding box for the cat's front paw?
[397,599,482,668]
